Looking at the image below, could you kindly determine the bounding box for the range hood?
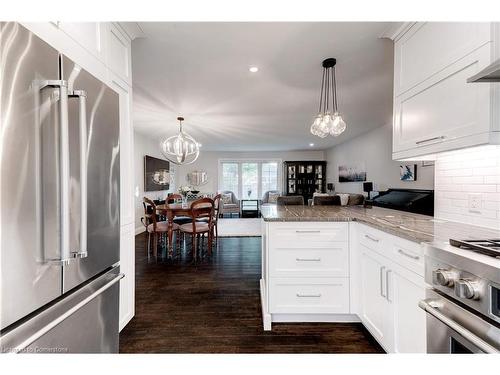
[467,58,500,82]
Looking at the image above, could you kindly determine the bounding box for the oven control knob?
[454,279,480,300]
[432,269,456,287]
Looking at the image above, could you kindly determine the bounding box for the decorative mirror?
[187,170,208,186]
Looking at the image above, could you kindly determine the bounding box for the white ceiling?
[131,22,395,151]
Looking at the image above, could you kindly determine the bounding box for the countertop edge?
[262,216,429,244]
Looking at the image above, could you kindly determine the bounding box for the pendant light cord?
[333,66,338,113]
[318,67,326,114]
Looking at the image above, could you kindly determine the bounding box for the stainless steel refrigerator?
[0,22,123,353]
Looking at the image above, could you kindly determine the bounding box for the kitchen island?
[259,204,499,352]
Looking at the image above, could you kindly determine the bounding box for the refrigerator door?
[0,23,64,330]
[1,267,123,353]
[60,55,120,293]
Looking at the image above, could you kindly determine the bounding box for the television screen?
[144,155,170,192]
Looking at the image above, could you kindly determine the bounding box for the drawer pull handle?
[397,249,420,260]
[296,293,322,298]
[364,234,379,242]
[296,258,321,262]
[415,136,446,145]
[295,230,321,233]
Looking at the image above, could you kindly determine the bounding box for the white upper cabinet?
[106,24,132,86]
[391,22,500,160]
[394,23,492,96]
[58,22,105,61]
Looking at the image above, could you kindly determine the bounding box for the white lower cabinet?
[261,221,427,352]
[359,245,393,351]
[390,267,426,353]
[357,224,426,353]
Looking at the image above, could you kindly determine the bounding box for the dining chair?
[212,194,222,245]
[167,193,193,225]
[198,194,221,246]
[179,198,214,260]
[277,195,304,206]
[143,197,180,258]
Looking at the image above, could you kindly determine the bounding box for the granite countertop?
[260,205,500,244]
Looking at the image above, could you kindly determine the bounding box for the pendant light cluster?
[160,116,200,165]
[310,58,347,138]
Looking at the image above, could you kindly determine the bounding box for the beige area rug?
[217,218,262,237]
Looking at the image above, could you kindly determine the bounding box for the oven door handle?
[419,299,499,354]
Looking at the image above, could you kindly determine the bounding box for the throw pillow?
[267,192,280,203]
[336,193,350,206]
[221,193,232,204]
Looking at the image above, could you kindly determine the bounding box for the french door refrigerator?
[0,22,123,353]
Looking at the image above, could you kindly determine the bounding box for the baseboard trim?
[271,313,360,323]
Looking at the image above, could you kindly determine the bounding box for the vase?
[181,195,188,208]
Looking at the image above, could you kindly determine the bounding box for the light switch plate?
[468,193,482,211]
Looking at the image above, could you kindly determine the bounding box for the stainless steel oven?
[421,242,500,354]
[420,289,500,353]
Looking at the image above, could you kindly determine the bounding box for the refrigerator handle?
[38,80,72,266]
[69,90,88,259]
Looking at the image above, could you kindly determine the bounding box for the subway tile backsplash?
[434,145,500,230]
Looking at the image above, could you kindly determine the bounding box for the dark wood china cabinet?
[283,161,327,202]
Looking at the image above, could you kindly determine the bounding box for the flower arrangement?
[178,185,192,197]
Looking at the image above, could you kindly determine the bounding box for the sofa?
[308,193,365,206]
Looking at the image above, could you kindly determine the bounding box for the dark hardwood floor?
[119,232,384,353]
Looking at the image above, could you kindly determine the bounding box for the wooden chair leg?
[153,233,158,258]
[147,232,151,256]
[191,234,196,259]
[208,231,213,256]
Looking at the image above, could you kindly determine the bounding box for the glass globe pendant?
[309,58,347,138]
[311,115,326,138]
[160,117,200,165]
[331,112,347,136]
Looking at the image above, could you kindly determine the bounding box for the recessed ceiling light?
[309,143,314,147]
[249,66,259,73]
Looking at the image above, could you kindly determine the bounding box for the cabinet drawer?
[358,225,386,253]
[391,239,424,276]
[269,244,348,278]
[269,278,349,314]
[269,222,348,249]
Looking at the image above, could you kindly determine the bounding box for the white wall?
[325,123,435,194]
[175,150,325,195]
[434,145,500,230]
[134,131,177,233]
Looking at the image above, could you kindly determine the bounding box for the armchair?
[261,190,281,207]
[220,191,240,217]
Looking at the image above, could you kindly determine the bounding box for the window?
[261,162,278,193]
[221,163,238,195]
[219,160,281,199]
[242,163,258,199]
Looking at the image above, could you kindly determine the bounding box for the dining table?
[156,200,212,256]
